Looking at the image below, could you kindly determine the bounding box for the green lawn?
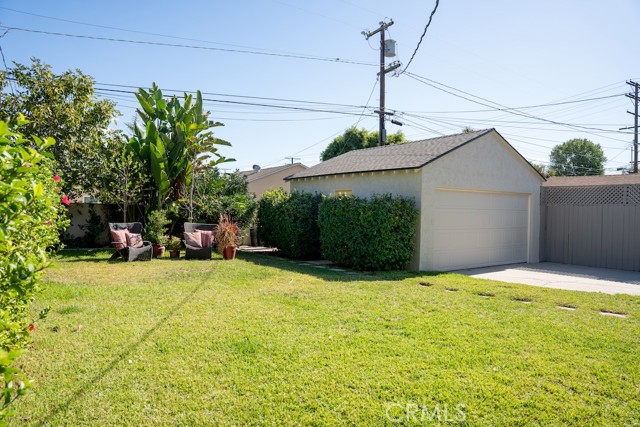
[12,250,640,426]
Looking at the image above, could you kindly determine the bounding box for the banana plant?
[128,83,234,210]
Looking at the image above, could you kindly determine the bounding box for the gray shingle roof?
[543,175,640,187]
[287,129,493,180]
[239,163,306,183]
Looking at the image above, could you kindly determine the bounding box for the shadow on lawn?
[39,277,207,425]
[237,251,444,283]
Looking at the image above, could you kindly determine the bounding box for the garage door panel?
[432,190,529,271]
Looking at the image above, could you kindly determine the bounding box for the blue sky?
[1,0,639,173]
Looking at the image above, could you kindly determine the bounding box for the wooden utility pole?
[621,80,640,173]
[363,20,401,146]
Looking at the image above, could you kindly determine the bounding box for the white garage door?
[432,190,529,271]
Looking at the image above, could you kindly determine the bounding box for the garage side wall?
[420,132,542,270]
[541,184,640,271]
[290,170,423,268]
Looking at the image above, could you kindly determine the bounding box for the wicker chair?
[108,222,153,262]
[184,222,217,260]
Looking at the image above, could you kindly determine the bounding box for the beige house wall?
[248,164,307,199]
[419,131,542,270]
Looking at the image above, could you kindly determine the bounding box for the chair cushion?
[184,231,202,248]
[126,232,144,248]
[111,229,128,250]
[200,230,215,248]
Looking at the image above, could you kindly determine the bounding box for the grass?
[12,250,640,426]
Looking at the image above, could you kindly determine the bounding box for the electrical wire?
[402,0,440,73]
[0,25,376,67]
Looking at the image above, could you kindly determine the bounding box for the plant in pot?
[215,214,239,260]
[167,236,182,259]
[145,209,170,257]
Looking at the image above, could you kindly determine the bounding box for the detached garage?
[287,128,544,271]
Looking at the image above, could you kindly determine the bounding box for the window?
[335,189,352,197]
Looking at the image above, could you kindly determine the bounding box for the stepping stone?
[557,305,576,311]
[445,288,457,292]
[599,311,627,318]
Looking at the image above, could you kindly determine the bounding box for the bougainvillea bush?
[0,118,68,423]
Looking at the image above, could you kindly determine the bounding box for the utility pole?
[621,80,640,173]
[363,20,401,146]
[285,157,300,165]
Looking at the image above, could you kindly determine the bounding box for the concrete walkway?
[455,262,640,296]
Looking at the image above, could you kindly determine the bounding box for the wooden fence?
[541,184,640,271]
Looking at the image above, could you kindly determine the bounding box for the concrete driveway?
[455,262,640,295]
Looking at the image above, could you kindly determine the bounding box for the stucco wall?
[419,131,542,270]
[248,164,307,199]
[65,203,112,245]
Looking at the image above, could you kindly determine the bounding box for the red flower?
[53,175,61,182]
[28,324,36,332]
[46,220,52,226]
[61,195,71,206]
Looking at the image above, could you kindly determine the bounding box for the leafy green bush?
[145,209,170,245]
[0,118,68,422]
[257,189,322,259]
[189,170,257,229]
[318,194,418,271]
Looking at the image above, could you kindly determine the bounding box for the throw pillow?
[110,229,128,250]
[200,230,215,248]
[184,231,202,248]
[126,232,144,248]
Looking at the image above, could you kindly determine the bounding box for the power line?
[402,0,440,73]
[0,25,376,67]
[94,86,377,117]
[0,5,322,57]
[404,72,632,142]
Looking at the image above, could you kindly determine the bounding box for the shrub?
[257,189,322,259]
[318,194,418,271]
[145,209,170,245]
[0,118,68,421]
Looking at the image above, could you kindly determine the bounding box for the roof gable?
[287,129,493,180]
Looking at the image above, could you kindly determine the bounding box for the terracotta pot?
[152,244,165,258]
[169,250,180,259]
[222,245,237,260]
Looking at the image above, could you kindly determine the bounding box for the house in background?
[239,163,307,199]
[287,129,544,271]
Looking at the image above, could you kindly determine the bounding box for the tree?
[92,131,149,222]
[128,83,234,211]
[189,169,257,228]
[0,58,118,197]
[320,126,405,161]
[550,138,607,176]
[531,162,555,178]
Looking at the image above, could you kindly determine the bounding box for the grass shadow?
[237,251,446,283]
[38,278,206,425]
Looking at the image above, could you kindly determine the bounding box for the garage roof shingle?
[287,129,493,180]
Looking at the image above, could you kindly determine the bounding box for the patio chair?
[108,222,153,262]
[184,222,217,260]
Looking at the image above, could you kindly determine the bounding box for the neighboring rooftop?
[239,163,306,183]
[543,175,640,187]
[287,129,493,180]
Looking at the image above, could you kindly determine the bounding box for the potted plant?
[167,236,182,259]
[145,209,170,257]
[215,214,239,260]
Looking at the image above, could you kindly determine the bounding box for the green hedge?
[257,189,322,259]
[0,119,68,420]
[318,194,418,271]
